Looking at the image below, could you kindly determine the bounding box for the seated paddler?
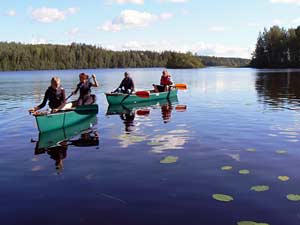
[72,73,99,106]
[114,72,135,94]
[153,70,174,92]
[28,77,66,114]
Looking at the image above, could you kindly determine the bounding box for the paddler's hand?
[52,109,59,113]
[28,107,37,113]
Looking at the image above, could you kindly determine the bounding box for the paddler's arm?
[28,89,49,113]
[91,74,99,87]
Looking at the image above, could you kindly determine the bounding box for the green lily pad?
[250,185,270,192]
[276,150,288,154]
[246,148,256,152]
[287,194,300,201]
[278,176,290,182]
[212,194,233,202]
[160,156,178,164]
[237,221,269,225]
[239,169,250,175]
[221,166,233,171]
[147,141,162,146]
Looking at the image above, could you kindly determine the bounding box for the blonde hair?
[51,77,60,83]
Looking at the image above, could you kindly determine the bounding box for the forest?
[0,42,249,71]
[251,25,300,68]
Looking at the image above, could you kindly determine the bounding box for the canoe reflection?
[106,97,181,132]
[34,115,99,171]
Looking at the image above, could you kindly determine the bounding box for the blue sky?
[1,0,300,58]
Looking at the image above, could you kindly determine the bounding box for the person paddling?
[72,73,99,106]
[153,70,173,92]
[28,77,66,114]
[114,72,135,94]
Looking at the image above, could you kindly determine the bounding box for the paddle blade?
[175,84,187,90]
[135,91,150,98]
[175,105,187,112]
[136,109,150,116]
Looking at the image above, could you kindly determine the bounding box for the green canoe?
[106,96,179,115]
[34,104,98,133]
[105,89,178,105]
[36,115,97,150]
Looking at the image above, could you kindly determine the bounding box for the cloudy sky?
[2,0,300,58]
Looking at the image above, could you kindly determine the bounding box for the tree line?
[0,42,252,71]
[251,25,300,68]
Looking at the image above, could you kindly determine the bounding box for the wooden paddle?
[174,84,188,90]
[175,105,187,112]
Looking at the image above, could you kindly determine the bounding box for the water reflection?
[255,71,300,109]
[106,97,180,133]
[34,115,99,172]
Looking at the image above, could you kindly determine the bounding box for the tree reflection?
[255,71,300,109]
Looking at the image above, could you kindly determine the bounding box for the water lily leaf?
[278,176,290,182]
[239,170,250,175]
[160,156,178,164]
[250,185,270,192]
[287,194,300,201]
[276,150,287,154]
[246,148,256,152]
[147,141,162,146]
[212,194,233,202]
[237,221,269,225]
[221,166,233,171]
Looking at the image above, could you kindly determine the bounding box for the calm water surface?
[0,68,300,225]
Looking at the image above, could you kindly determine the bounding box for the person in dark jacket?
[114,72,135,94]
[72,73,99,106]
[28,77,66,113]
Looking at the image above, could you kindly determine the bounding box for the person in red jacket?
[153,70,173,92]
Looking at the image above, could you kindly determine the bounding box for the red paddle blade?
[175,84,187,90]
[136,109,150,116]
[175,105,187,112]
[135,91,150,98]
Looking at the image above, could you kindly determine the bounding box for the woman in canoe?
[72,73,99,106]
[153,70,173,92]
[28,77,66,114]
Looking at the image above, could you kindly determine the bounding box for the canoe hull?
[105,89,178,105]
[35,104,98,133]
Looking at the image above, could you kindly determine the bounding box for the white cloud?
[160,0,189,3]
[67,27,79,35]
[272,19,285,25]
[105,40,252,58]
[31,7,79,23]
[31,38,47,44]
[5,9,16,17]
[99,10,173,32]
[209,26,226,32]
[270,0,300,5]
[292,17,300,24]
[108,0,144,4]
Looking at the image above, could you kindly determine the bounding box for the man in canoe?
[28,77,66,114]
[153,70,173,92]
[114,72,135,94]
[72,73,99,106]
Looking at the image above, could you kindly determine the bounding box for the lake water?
[0,67,300,225]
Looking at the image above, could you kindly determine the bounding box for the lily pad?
[250,185,270,192]
[237,221,269,225]
[160,156,178,164]
[278,176,290,182]
[147,141,162,146]
[246,148,256,152]
[276,150,288,154]
[212,194,233,202]
[287,194,300,201]
[221,166,233,171]
[239,170,250,175]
